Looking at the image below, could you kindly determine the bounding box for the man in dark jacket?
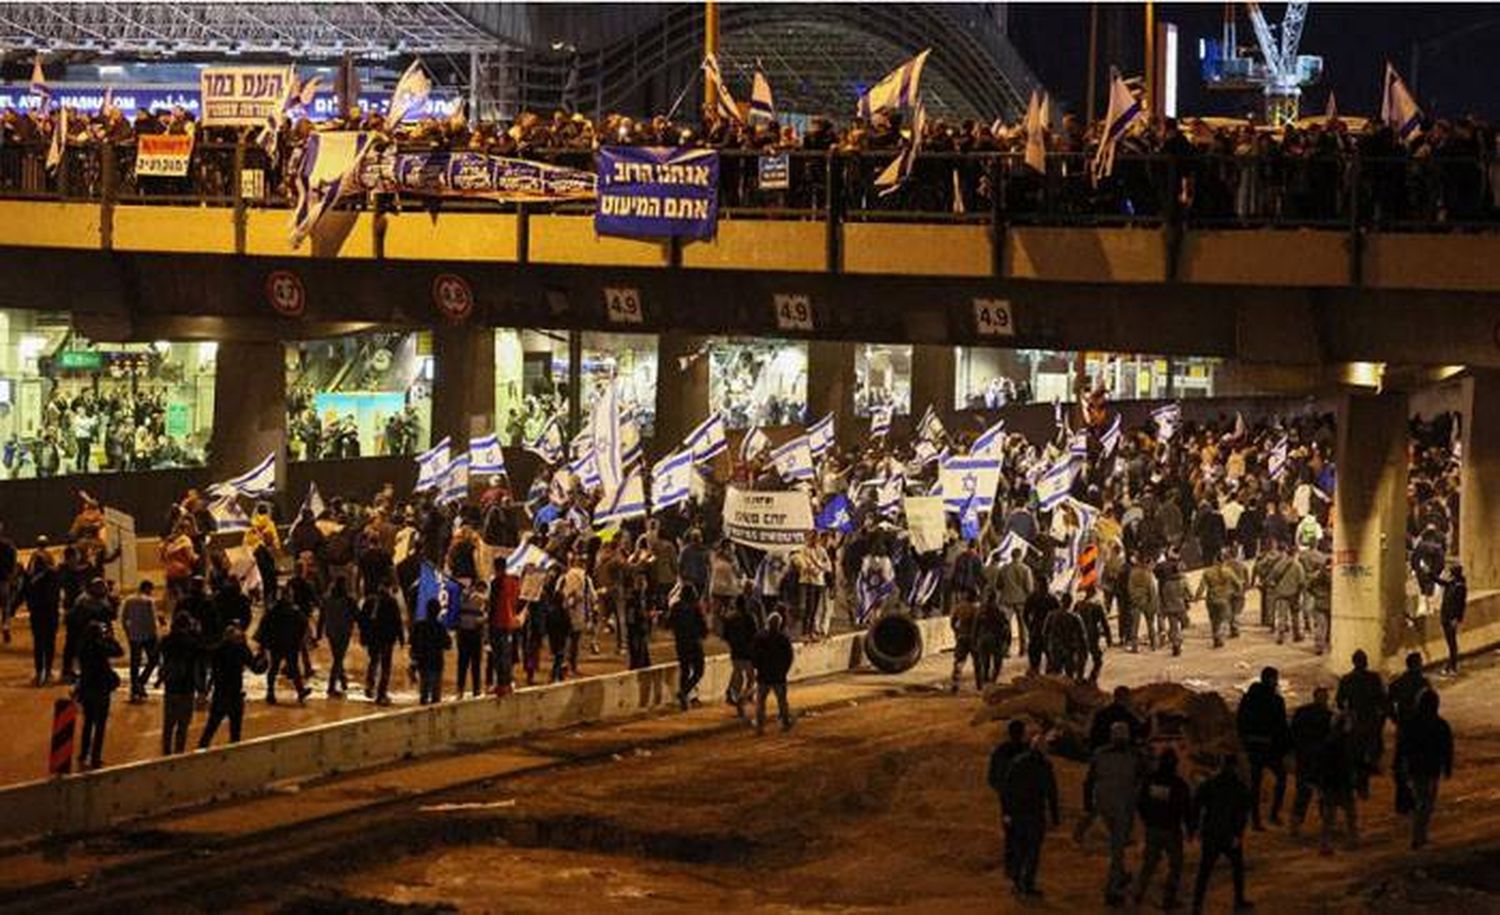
[1289,686,1333,834]
[986,719,1031,882]
[23,543,62,685]
[364,582,405,705]
[1190,755,1254,914]
[198,624,268,747]
[157,612,202,755]
[411,600,451,704]
[1135,748,1191,909]
[1335,649,1388,799]
[1397,689,1454,849]
[1001,736,1060,898]
[751,611,795,734]
[74,620,123,770]
[1236,666,1290,829]
[722,600,758,718]
[665,584,708,710]
[256,595,310,706]
[1437,563,1466,675]
[1387,652,1430,814]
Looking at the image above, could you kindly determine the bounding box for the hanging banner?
[904,496,947,555]
[200,67,292,127]
[134,133,194,177]
[723,487,814,552]
[758,153,790,191]
[595,146,719,239]
[360,149,596,201]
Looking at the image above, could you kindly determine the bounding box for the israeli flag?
[857,48,930,118]
[620,404,643,468]
[1093,72,1143,182]
[438,453,470,506]
[971,419,1007,459]
[907,439,945,477]
[869,405,893,440]
[651,449,694,513]
[702,53,743,123]
[816,493,856,534]
[505,539,557,577]
[470,433,507,476]
[1381,62,1423,143]
[684,412,728,464]
[855,568,895,624]
[29,56,50,109]
[1034,455,1075,511]
[959,494,983,542]
[387,59,433,128]
[875,474,905,516]
[289,131,372,249]
[1152,403,1182,442]
[568,450,602,491]
[917,404,946,443]
[222,452,277,498]
[1101,414,1123,456]
[988,530,1035,567]
[594,467,647,528]
[589,381,626,500]
[298,481,325,520]
[874,100,926,194]
[740,427,771,463]
[414,437,452,493]
[1268,435,1290,480]
[525,417,566,466]
[208,493,251,533]
[750,68,775,123]
[808,413,836,459]
[1065,496,1100,534]
[1069,430,1090,462]
[908,566,942,610]
[938,454,1002,513]
[770,434,816,482]
[570,427,593,460]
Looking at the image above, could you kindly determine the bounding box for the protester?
[751,611,795,734]
[1189,755,1254,915]
[1396,689,1454,849]
[666,583,707,710]
[1135,748,1191,910]
[1000,735,1060,898]
[1085,720,1145,906]
[73,620,123,770]
[198,624,268,748]
[157,612,201,755]
[1335,650,1389,799]
[987,719,1031,885]
[1236,666,1291,830]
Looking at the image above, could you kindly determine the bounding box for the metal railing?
[0,138,1495,233]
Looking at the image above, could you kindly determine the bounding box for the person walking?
[1127,553,1160,652]
[1315,714,1360,854]
[1000,735,1060,898]
[256,593,311,706]
[666,583,707,710]
[1387,652,1431,815]
[1335,650,1388,799]
[997,549,1033,652]
[1288,686,1333,836]
[1236,666,1290,829]
[1437,563,1467,675]
[320,576,358,698]
[1396,689,1454,849]
[1085,721,1146,906]
[453,579,487,698]
[157,612,201,756]
[121,580,160,702]
[949,588,981,692]
[1077,586,1111,683]
[1189,755,1255,914]
[751,611,795,735]
[1134,748,1191,910]
[987,719,1032,885]
[21,540,62,685]
[74,621,123,770]
[411,600,451,704]
[722,597,758,718]
[198,624,268,748]
[364,582,404,705]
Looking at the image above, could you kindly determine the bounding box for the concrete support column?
[656,332,711,451]
[209,339,287,496]
[911,343,956,428]
[1460,370,1500,590]
[431,324,496,445]
[807,341,855,443]
[1330,391,1410,670]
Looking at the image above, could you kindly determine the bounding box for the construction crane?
[1200,1,1323,124]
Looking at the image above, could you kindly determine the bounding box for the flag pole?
[704,0,720,114]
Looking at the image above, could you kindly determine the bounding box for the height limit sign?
[972,298,1014,338]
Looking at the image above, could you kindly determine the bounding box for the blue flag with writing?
[416,561,463,629]
[816,493,856,534]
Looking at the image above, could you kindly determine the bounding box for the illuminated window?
[854,343,912,416]
[285,330,432,461]
[709,338,807,429]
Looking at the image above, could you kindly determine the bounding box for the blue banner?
[596,146,719,239]
[372,150,596,201]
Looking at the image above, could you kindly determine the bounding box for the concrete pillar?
[430,324,496,445]
[209,339,287,495]
[656,332,711,451]
[1330,391,1410,670]
[911,343,956,427]
[807,341,855,444]
[1460,370,1500,590]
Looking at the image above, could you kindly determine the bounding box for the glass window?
[956,347,1221,408]
[581,331,657,437]
[285,330,432,461]
[955,346,1038,410]
[709,338,807,429]
[494,329,659,446]
[0,308,215,478]
[854,343,912,416]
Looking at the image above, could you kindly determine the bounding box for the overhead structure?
[1200,1,1322,124]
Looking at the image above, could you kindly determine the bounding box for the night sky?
[1008,3,1500,121]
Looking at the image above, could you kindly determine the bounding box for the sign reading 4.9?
[773,293,814,332]
[604,287,644,324]
[973,298,1015,338]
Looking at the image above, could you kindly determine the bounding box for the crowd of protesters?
[4,388,202,480]
[3,92,1499,225]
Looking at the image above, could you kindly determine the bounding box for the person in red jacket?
[487,558,522,697]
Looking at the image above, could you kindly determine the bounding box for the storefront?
[709,337,808,429]
[854,343,912,416]
[494,329,658,446]
[0,308,215,479]
[955,346,1220,409]
[285,330,432,461]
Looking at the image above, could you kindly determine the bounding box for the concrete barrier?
[0,616,954,842]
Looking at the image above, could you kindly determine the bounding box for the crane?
[1201,2,1323,124]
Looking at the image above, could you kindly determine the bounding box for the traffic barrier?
[0,617,955,842]
[48,698,77,777]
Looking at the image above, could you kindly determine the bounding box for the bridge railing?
[0,139,1494,233]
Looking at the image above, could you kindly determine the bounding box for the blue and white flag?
[959,494,983,542]
[526,416,566,465]
[684,412,728,464]
[221,452,277,498]
[438,453,470,506]
[875,474,905,516]
[1268,435,1290,481]
[620,404,643,468]
[589,381,626,500]
[1034,455,1075,511]
[415,561,463,628]
[651,449,694,513]
[917,404,946,443]
[1152,403,1181,442]
[298,481,325,520]
[750,68,775,123]
[208,493,251,533]
[808,413,836,459]
[856,569,895,624]
[1065,496,1100,535]
[1069,430,1090,463]
[29,56,50,109]
[907,439,946,476]
[594,467,647,528]
[938,454,1002,513]
[857,48,931,118]
[1101,413,1123,456]
[289,130,372,248]
[387,59,433,128]
[740,426,771,463]
[470,433,506,476]
[770,434,816,483]
[1381,62,1423,143]
[907,566,942,610]
[702,53,743,123]
[971,419,1007,459]
[816,493,856,534]
[568,450,602,491]
[414,436,452,493]
[988,530,1035,566]
[869,405,893,440]
[874,100,926,194]
[505,539,557,577]
[1093,72,1143,182]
